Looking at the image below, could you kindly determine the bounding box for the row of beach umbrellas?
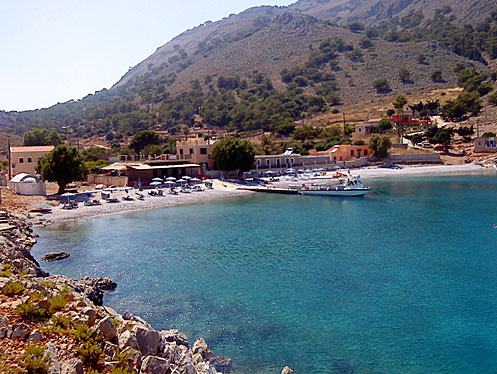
[150,176,204,186]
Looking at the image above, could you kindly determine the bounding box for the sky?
[0,0,295,112]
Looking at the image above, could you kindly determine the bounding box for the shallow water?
[33,176,497,374]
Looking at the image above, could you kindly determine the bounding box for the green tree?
[431,70,443,82]
[399,68,411,83]
[129,130,161,153]
[212,137,255,176]
[430,127,455,152]
[377,118,393,133]
[36,145,88,194]
[393,95,408,110]
[23,129,62,146]
[373,79,390,93]
[369,135,392,159]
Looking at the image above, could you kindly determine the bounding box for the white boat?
[300,176,371,197]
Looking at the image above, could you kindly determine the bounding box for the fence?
[87,174,128,187]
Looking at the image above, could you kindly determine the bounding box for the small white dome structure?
[8,173,47,195]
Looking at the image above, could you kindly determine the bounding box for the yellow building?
[9,146,54,177]
[176,137,216,172]
[328,144,372,162]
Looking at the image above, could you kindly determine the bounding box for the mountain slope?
[290,0,497,26]
[1,0,496,137]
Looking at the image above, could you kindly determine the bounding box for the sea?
[32,175,497,374]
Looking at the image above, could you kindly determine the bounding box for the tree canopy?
[211,137,255,175]
[369,135,392,159]
[129,130,161,152]
[36,145,88,194]
[23,129,62,147]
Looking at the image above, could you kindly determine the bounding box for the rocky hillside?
[290,0,497,26]
[1,0,497,138]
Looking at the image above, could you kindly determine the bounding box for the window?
[257,159,261,166]
[200,148,207,155]
[351,150,355,157]
[19,157,24,164]
[266,159,270,166]
[358,128,362,132]
[27,157,32,163]
[291,158,294,164]
[189,148,194,155]
[179,149,184,156]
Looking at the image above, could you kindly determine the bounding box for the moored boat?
[300,176,371,197]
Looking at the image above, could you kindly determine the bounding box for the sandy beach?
[29,180,252,226]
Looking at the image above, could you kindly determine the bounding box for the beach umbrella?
[60,192,75,197]
[204,179,213,183]
[164,181,175,186]
[104,187,117,192]
[177,179,186,183]
[191,178,201,183]
[266,170,275,175]
[166,177,176,181]
[183,176,192,180]
[150,181,162,186]
[152,178,163,182]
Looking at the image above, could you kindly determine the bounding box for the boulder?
[160,329,189,348]
[119,329,139,351]
[82,307,97,326]
[192,338,212,361]
[0,315,9,339]
[281,366,295,374]
[27,329,44,343]
[60,358,84,374]
[10,323,30,341]
[134,325,160,356]
[162,341,182,364]
[140,356,170,374]
[97,316,117,342]
[121,347,142,373]
[41,252,70,262]
[210,356,232,373]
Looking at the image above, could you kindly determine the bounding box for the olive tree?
[212,137,255,177]
[369,135,393,159]
[36,145,88,194]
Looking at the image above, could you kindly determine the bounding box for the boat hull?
[300,188,370,197]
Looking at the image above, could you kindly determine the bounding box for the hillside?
[290,0,497,26]
[1,0,497,140]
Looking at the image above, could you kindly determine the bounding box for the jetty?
[238,187,299,195]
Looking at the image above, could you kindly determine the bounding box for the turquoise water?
[32,176,497,374]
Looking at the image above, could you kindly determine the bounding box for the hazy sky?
[0,0,295,112]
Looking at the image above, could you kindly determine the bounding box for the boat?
[300,176,371,197]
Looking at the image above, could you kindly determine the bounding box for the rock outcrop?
[40,252,70,262]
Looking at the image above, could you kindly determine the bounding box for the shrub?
[49,294,68,313]
[399,68,411,83]
[373,79,390,93]
[489,91,497,106]
[2,281,26,296]
[19,344,48,374]
[77,341,104,369]
[431,70,443,82]
[16,299,51,320]
[43,314,73,334]
[0,264,13,278]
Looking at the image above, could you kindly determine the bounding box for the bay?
[32,176,497,374]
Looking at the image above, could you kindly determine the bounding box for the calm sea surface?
[33,176,497,374]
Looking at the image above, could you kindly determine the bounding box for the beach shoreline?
[28,163,494,226]
[30,180,253,226]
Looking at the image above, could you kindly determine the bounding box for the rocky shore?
[0,210,294,374]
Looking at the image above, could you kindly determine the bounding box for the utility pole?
[343,112,346,136]
[7,139,11,181]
